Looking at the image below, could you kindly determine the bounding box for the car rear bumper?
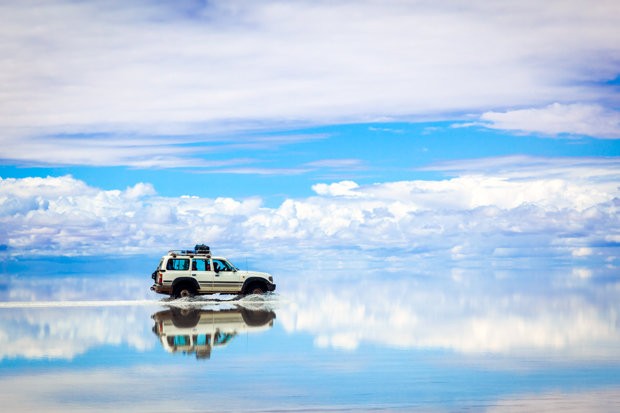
[151,284,172,295]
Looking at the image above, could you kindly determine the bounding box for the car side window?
[166,258,189,271]
[213,259,232,272]
[192,259,210,271]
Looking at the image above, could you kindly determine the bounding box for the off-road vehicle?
[150,245,276,298]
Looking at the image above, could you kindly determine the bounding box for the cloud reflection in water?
[279,268,620,358]
[0,258,619,412]
[0,265,618,361]
[0,306,154,360]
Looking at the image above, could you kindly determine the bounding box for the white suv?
[150,245,276,298]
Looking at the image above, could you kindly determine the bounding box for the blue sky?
[2,122,619,203]
[0,0,619,264]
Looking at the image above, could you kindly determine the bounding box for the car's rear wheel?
[173,284,196,299]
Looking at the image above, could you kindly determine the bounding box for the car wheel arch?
[242,277,268,294]
[171,277,199,296]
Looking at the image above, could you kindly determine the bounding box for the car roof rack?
[168,244,211,258]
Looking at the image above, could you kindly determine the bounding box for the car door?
[191,258,215,293]
[211,258,243,293]
[164,257,191,287]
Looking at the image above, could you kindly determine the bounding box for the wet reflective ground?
[1,257,619,412]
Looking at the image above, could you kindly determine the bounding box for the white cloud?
[311,180,361,197]
[421,155,620,181]
[478,103,620,138]
[0,132,323,170]
[0,155,618,262]
[305,159,364,169]
[0,1,619,167]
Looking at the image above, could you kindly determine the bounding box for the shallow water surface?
[1,259,619,412]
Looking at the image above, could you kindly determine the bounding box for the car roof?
[164,253,225,260]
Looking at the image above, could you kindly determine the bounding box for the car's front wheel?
[245,284,266,295]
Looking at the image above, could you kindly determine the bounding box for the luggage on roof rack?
[194,244,210,255]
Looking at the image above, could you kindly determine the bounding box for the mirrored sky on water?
[1,254,619,412]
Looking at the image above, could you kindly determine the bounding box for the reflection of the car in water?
[151,306,276,359]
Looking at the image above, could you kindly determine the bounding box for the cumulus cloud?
[478,103,620,139]
[0,155,619,263]
[0,0,619,167]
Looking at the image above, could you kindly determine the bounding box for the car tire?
[173,284,196,299]
[246,284,266,295]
